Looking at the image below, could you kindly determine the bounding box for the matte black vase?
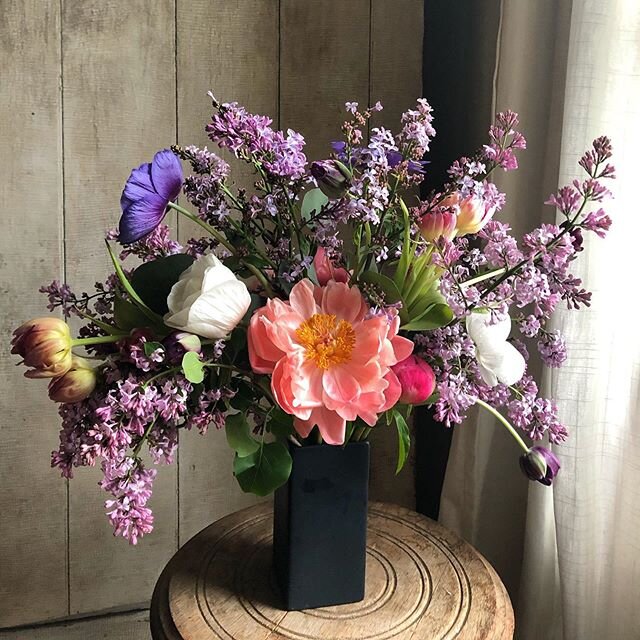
[273,441,369,611]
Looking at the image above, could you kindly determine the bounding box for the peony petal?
[321,281,366,323]
[322,367,360,404]
[150,149,183,201]
[390,335,414,364]
[379,370,402,412]
[288,279,318,319]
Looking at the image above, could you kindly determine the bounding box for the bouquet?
[11,94,615,544]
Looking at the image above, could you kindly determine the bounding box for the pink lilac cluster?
[50,335,232,543]
[415,132,615,442]
[107,224,183,263]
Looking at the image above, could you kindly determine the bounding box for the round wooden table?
[150,502,514,639]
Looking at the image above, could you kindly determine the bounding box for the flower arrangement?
[12,94,614,544]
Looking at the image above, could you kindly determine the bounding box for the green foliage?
[181,351,204,384]
[267,408,295,440]
[143,341,163,356]
[113,295,154,331]
[392,409,411,474]
[130,254,194,315]
[400,303,454,331]
[233,441,292,496]
[301,188,328,221]
[225,413,260,457]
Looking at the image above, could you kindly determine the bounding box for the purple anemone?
[119,150,183,244]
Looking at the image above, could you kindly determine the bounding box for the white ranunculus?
[465,312,526,387]
[164,254,251,339]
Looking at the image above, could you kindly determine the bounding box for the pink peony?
[248,279,413,444]
[391,355,436,404]
[313,247,350,286]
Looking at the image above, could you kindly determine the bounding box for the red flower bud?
[391,355,436,404]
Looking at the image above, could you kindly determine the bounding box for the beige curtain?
[438,1,640,638]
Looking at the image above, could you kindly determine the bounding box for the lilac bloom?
[119,150,183,244]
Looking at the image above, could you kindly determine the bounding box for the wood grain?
[367,0,423,509]
[0,0,68,627]
[175,0,279,544]
[150,502,514,639]
[280,0,370,162]
[61,0,178,615]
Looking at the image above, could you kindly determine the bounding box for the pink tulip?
[313,247,349,286]
[11,317,73,378]
[441,192,495,236]
[48,356,97,403]
[391,355,436,404]
[418,211,457,242]
[248,279,413,444]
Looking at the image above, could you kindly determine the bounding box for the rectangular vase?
[273,440,369,611]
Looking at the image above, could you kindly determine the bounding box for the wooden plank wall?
[0,0,423,628]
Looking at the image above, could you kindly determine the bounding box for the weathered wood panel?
[176,0,279,544]
[61,0,178,615]
[280,0,371,163]
[368,0,424,508]
[1,1,425,628]
[0,0,68,627]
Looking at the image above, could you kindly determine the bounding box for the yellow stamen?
[295,313,356,370]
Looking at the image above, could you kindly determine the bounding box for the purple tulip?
[519,446,561,486]
[310,159,351,199]
[119,149,183,244]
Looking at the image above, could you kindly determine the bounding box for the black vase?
[273,440,369,611]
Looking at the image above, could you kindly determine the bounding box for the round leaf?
[233,441,292,496]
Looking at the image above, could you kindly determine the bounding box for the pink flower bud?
[418,211,457,242]
[11,317,73,378]
[455,194,495,235]
[48,356,97,403]
[313,247,349,286]
[391,355,436,404]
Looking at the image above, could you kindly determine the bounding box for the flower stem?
[72,334,124,347]
[167,201,237,255]
[475,398,530,453]
[461,267,507,288]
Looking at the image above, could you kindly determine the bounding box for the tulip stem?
[475,398,530,453]
[167,202,237,255]
[72,335,124,347]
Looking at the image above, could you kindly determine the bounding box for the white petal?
[465,312,511,352]
[491,342,526,385]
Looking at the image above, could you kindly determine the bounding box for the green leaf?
[393,198,412,290]
[114,295,154,331]
[267,408,295,440]
[233,441,292,496]
[181,351,204,384]
[105,241,164,325]
[301,188,328,221]
[229,379,255,411]
[359,270,403,303]
[143,341,163,356]
[225,413,260,457]
[401,303,454,331]
[393,410,411,474]
[130,253,194,315]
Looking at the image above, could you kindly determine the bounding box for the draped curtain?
[427,1,640,638]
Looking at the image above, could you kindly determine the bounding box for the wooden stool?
[150,502,514,639]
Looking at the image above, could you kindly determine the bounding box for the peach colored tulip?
[48,356,97,403]
[248,279,414,444]
[418,211,457,242]
[441,192,495,236]
[11,317,73,378]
